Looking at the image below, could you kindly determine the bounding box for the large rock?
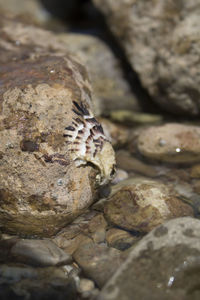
[98,217,200,300]
[93,0,200,115]
[0,16,115,237]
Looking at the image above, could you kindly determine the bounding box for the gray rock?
[93,0,200,115]
[0,238,72,267]
[97,217,200,300]
[10,239,72,267]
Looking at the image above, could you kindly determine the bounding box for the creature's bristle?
[64,101,108,160]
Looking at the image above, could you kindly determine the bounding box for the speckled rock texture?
[137,123,200,163]
[97,217,200,300]
[104,178,193,232]
[0,15,115,237]
[93,0,200,115]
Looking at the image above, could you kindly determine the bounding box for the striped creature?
[64,101,116,185]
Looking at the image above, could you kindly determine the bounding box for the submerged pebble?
[73,241,123,288]
[104,178,193,232]
[137,123,200,163]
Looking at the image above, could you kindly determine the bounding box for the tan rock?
[116,150,158,177]
[54,211,107,254]
[0,0,49,27]
[104,179,193,232]
[137,123,200,163]
[0,16,115,237]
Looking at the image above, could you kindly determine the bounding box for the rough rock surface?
[104,178,193,232]
[0,16,115,236]
[137,123,200,163]
[97,217,200,300]
[93,0,200,115]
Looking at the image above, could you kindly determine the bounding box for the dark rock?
[0,264,77,300]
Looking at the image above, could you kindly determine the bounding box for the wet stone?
[137,123,200,164]
[104,178,193,232]
[53,211,108,255]
[73,241,123,288]
[97,217,200,300]
[0,264,77,300]
[116,150,158,177]
[0,238,72,267]
[106,228,139,251]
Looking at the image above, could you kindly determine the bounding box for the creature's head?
[92,141,116,185]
